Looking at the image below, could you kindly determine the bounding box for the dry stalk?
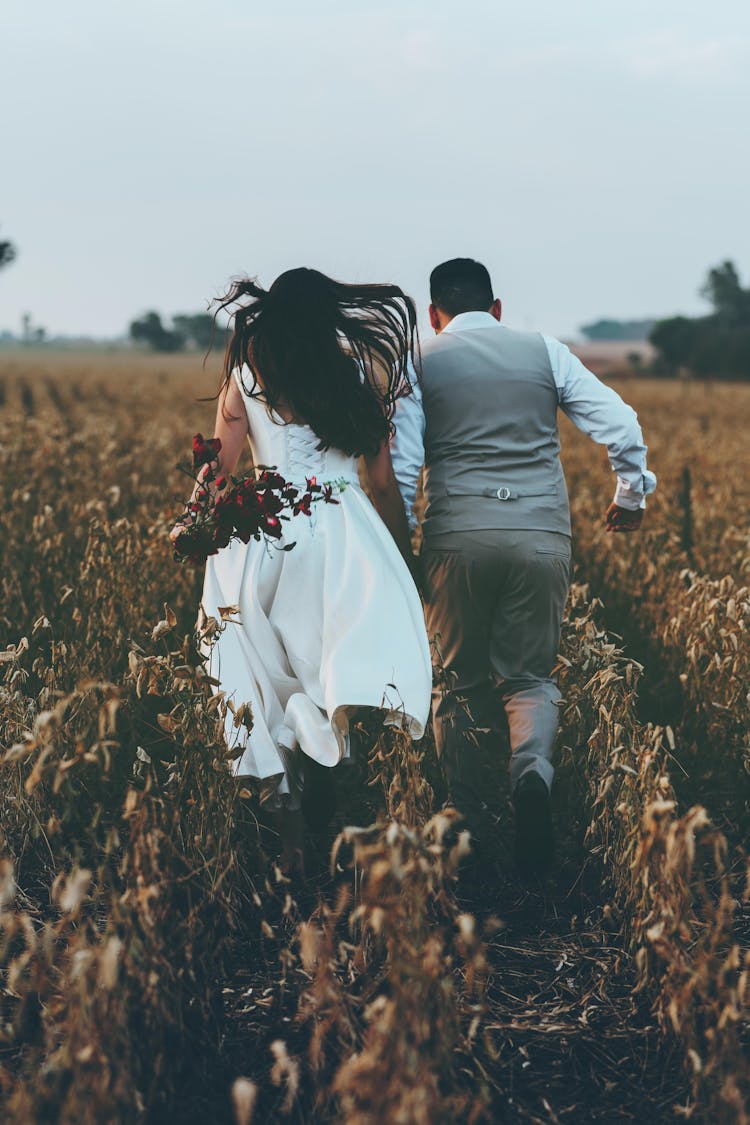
[295,726,490,1123]
[559,585,750,1122]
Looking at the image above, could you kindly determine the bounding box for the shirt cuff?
[614,477,646,510]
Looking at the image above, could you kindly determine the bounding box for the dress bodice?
[233,364,360,487]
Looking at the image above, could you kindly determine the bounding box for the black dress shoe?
[513,771,554,877]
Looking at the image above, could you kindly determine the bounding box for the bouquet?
[172,433,345,564]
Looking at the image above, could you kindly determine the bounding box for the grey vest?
[420,324,571,538]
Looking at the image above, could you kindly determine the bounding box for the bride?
[170,268,432,867]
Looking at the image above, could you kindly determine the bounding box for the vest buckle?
[496,487,512,501]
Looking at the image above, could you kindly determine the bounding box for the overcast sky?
[2,0,749,339]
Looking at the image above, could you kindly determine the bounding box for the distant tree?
[0,227,16,270]
[172,313,217,351]
[129,311,185,353]
[699,260,750,323]
[580,318,655,342]
[650,316,701,371]
[20,312,46,345]
[650,260,750,379]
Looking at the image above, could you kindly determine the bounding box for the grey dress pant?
[422,528,571,829]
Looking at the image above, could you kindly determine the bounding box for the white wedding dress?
[198,364,432,803]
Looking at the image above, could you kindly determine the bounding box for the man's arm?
[544,336,656,531]
[389,364,426,534]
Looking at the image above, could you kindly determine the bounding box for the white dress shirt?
[391,311,657,532]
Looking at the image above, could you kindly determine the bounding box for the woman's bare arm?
[208,374,249,478]
[169,375,248,541]
[364,440,420,583]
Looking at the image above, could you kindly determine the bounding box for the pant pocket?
[535,547,570,560]
[531,545,572,591]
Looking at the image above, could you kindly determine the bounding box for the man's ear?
[489,297,502,322]
[428,304,442,333]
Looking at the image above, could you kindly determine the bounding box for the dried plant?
[560,586,750,1122]
[2,356,749,1122]
[296,729,489,1124]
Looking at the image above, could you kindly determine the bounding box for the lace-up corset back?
[233,365,360,488]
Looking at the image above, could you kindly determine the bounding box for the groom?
[391,258,656,875]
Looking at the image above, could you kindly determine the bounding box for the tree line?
[134,262,750,380]
[580,262,750,379]
[580,318,655,342]
[649,261,750,379]
[4,224,748,377]
[129,311,222,353]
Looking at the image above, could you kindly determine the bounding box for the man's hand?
[605,502,643,533]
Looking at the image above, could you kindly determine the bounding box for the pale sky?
[2,0,749,340]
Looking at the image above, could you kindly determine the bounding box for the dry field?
[0,352,748,1124]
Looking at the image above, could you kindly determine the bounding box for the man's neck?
[439,309,502,335]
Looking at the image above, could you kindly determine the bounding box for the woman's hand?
[169,517,190,545]
[172,376,250,546]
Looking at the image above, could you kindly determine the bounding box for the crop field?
[0,352,748,1124]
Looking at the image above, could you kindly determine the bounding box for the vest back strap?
[438,485,557,502]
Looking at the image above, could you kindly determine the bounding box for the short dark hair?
[429,258,494,316]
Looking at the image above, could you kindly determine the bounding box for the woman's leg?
[271,806,306,877]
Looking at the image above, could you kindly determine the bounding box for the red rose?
[260,490,284,516]
[294,492,313,516]
[237,487,263,517]
[192,433,223,469]
[173,523,217,565]
[173,460,342,566]
[214,524,232,550]
[259,469,287,490]
[264,516,283,539]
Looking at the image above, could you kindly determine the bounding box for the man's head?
[429,258,501,333]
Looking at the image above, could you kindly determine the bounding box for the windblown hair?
[211,268,419,457]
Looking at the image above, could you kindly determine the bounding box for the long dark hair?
[211,268,419,457]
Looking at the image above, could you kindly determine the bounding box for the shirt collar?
[440,310,501,334]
